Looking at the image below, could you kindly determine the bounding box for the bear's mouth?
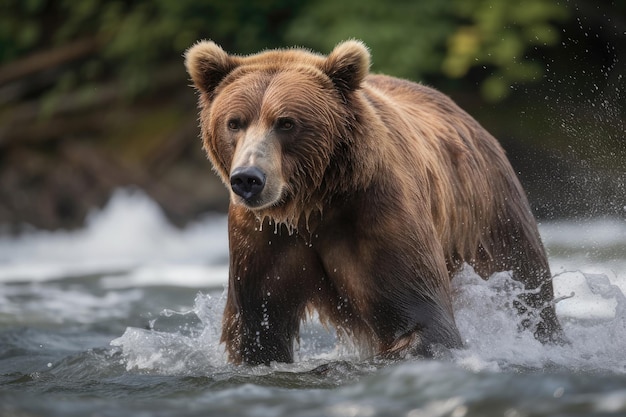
[229,181,285,211]
[233,194,268,209]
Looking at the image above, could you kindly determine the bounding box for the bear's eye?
[227,119,241,131]
[276,118,295,131]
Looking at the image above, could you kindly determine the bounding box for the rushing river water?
[1,189,626,417]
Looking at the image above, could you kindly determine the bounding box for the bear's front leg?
[221,209,322,365]
[221,279,300,365]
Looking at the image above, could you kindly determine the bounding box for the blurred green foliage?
[285,1,455,79]
[0,0,577,101]
[0,0,302,95]
[444,0,568,101]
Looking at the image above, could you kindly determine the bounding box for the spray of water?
[111,265,626,376]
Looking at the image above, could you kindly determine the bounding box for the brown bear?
[184,39,564,365]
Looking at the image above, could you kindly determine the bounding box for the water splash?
[453,267,626,373]
[111,292,227,374]
[111,265,626,376]
[110,289,351,376]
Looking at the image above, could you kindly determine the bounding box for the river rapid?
[1,189,626,417]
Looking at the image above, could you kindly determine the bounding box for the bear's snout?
[230,166,266,201]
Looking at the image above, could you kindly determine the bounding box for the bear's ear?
[323,40,370,93]
[185,40,239,97]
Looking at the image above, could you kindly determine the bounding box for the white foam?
[0,188,229,286]
[553,271,619,320]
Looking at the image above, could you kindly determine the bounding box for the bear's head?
[185,40,371,224]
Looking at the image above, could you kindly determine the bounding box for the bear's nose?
[230,167,266,200]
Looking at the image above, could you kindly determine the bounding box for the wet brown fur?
[185,40,564,365]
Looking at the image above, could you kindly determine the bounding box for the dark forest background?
[0,0,624,232]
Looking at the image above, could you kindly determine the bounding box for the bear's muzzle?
[230,166,266,202]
